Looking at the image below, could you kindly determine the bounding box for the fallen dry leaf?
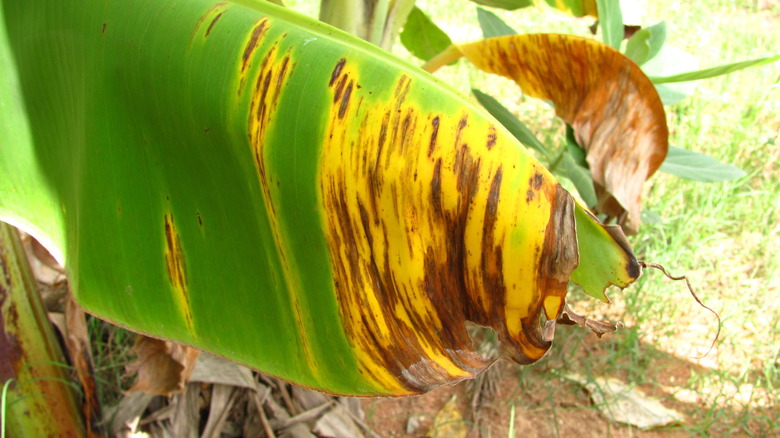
[202,384,239,438]
[425,34,668,234]
[426,395,467,438]
[126,335,200,396]
[190,352,256,389]
[566,373,685,429]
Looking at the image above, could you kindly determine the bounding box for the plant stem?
[0,223,86,437]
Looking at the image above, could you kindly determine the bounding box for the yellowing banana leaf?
[0,0,639,396]
[424,34,668,234]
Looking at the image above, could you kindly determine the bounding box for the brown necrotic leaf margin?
[425,34,668,234]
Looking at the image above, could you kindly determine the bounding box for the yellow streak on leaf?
[241,24,324,381]
[163,214,195,334]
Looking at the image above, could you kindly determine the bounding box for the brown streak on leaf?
[242,19,268,74]
[338,80,353,119]
[428,116,440,157]
[330,58,346,87]
[189,1,228,44]
[164,214,188,293]
[332,74,348,103]
[319,67,581,393]
[205,12,223,37]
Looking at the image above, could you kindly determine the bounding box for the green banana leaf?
[0,0,639,396]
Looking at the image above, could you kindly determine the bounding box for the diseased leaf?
[625,21,667,65]
[400,6,453,61]
[471,0,533,10]
[477,7,517,38]
[2,0,641,396]
[471,88,547,155]
[595,0,623,49]
[427,34,668,234]
[659,146,747,182]
[650,54,780,83]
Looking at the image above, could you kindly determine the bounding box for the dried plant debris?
[565,373,685,429]
[126,336,201,396]
[104,351,373,437]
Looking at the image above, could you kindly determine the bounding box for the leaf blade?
[400,6,453,61]
[659,146,747,182]
[650,54,780,84]
[471,88,547,155]
[595,0,623,49]
[624,21,667,65]
[477,7,517,38]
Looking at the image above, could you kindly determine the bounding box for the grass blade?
[477,7,517,38]
[650,54,780,83]
[659,146,747,182]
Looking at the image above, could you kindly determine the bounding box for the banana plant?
[0,0,639,396]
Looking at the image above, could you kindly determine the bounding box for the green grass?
[86,316,136,408]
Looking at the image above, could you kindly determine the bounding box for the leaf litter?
[15,224,760,437]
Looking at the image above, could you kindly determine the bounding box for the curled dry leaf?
[126,335,200,396]
[425,34,668,234]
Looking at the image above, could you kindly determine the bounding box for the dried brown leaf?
[426,395,467,438]
[126,335,200,396]
[313,404,363,438]
[170,382,200,438]
[427,34,668,234]
[65,297,102,437]
[202,384,239,438]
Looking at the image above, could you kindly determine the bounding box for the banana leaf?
[0,0,639,396]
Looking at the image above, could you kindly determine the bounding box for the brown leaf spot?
[486,126,497,150]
